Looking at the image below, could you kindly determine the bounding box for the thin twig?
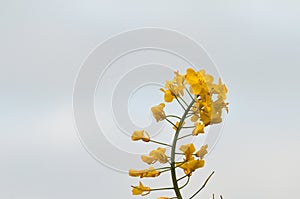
[174,95,187,111]
[150,187,174,191]
[179,176,190,189]
[189,171,215,199]
[185,88,194,100]
[167,115,182,120]
[177,174,189,181]
[181,126,196,129]
[179,96,189,107]
[149,140,172,147]
[166,118,178,129]
[177,134,193,140]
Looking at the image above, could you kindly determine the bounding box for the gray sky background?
[1,0,300,199]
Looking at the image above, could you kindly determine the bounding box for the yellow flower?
[141,155,156,164]
[150,147,168,163]
[198,69,214,86]
[142,167,160,178]
[213,98,229,114]
[129,169,145,177]
[151,103,166,122]
[185,68,209,95]
[199,111,211,126]
[210,112,222,124]
[177,157,205,176]
[141,147,168,164]
[157,197,170,199]
[165,70,185,97]
[195,144,208,159]
[185,68,199,85]
[199,98,228,126]
[131,130,150,142]
[191,114,199,122]
[129,167,160,178]
[192,122,205,135]
[184,68,228,127]
[180,143,195,160]
[199,101,213,126]
[131,181,151,196]
[160,88,175,102]
[212,78,228,100]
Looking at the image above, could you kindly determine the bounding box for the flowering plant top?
[129,68,228,199]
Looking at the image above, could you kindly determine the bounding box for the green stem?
[149,140,172,147]
[166,118,178,128]
[186,112,196,118]
[177,174,188,181]
[150,187,174,191]
[166,115,182,120]
[179,96,189,107]
[160,169,171,174]
[189,171,215,199]
[174,95,187,111]
[179,176,190,189]
[181,126,196,129]
[175,152,198,156]
[171,99,195,199]
[131,185,173,195]
[185,87,194,100]
[154,166,171,170]
[177,134,193,140]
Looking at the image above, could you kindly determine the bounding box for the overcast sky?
[1,1,300,199]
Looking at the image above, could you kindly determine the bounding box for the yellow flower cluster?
[186,68,228,126]
[129,68,228,199]
[160,71,185,102]
[177,143,207,176]
[141,147,168,164]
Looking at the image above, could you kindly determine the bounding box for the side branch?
[189,171,215,199]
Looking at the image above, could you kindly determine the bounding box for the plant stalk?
[170,99,195,199]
